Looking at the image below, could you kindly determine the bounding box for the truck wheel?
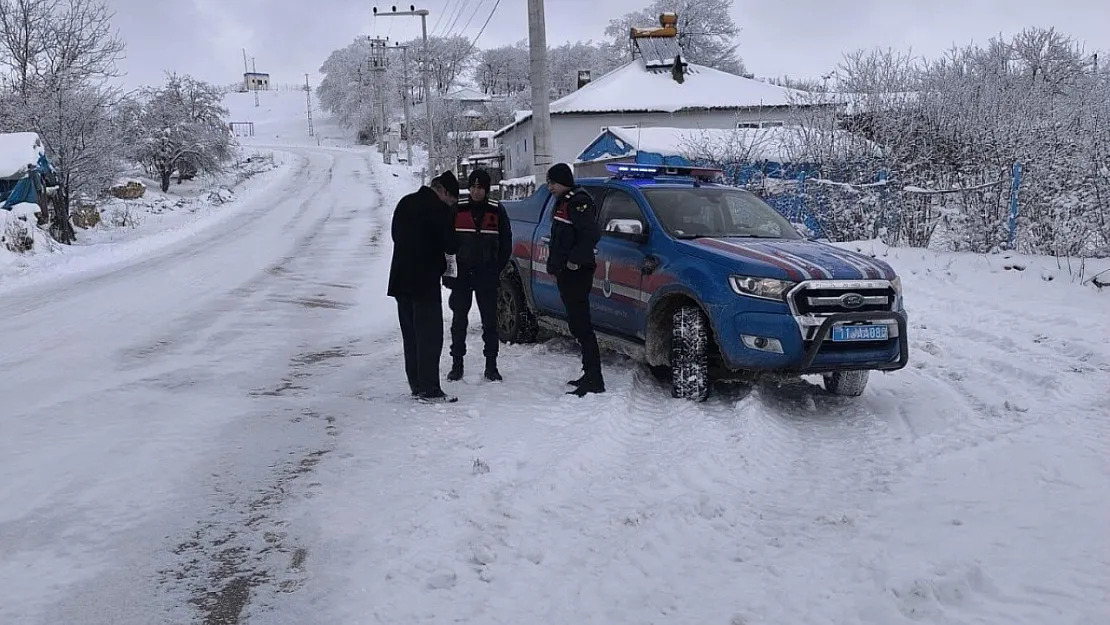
[671,305,710,402]
[497,271,538,344]
[823,370,870,397]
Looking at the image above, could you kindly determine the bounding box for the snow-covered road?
[2,104,1108,623]
[0,144,406,624]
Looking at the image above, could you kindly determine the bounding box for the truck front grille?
[792,285,896,316]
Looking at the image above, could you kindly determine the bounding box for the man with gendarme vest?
[444,169,512,382]
[545,162,604,396]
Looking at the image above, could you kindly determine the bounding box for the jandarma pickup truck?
[495,163,908,401]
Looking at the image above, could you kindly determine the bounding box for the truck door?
[591,188,650,337]
[529,190,564,315]
[530,184,608,320]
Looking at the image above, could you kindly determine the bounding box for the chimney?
[577,70,592,89]
[671,54,685,83]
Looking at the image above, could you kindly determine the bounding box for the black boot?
[418,388,458,403]
[568,370,605,397]
[447,358,464,382]
[484,357,502,382]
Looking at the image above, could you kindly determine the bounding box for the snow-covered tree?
[768,28,1109,256]
[603,0,746,75]
[475,41,529,96]
[0,0,124,94]
[123,74,234,193]
[0,0,127,243]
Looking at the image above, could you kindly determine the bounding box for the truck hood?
[680,237,896,282]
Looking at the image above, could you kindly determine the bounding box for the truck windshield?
[641,187,803,240]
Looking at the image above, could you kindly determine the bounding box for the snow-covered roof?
[577,125,883,164]
[0,132,46,180]
[553,61,812,114]
[444,86,491,102]
[447,130,496,139]
[495,60,832,138]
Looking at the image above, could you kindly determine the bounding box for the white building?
[493,18,832,180]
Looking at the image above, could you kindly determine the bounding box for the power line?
[438,0,467,37]
[456,0,487,35]
[457,0,501,58]
[430,0,449,33]
[443,0,471,37]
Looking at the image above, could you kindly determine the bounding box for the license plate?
[831,324,889,342]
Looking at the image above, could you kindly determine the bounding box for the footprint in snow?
[426,569,457,590]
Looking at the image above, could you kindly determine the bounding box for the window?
[737,120,785,129]
[641,187,801,240]
[479,137,489,148]
[579,185,608,213]
[598,190,643,233]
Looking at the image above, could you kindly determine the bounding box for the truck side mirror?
[605,218,647,242]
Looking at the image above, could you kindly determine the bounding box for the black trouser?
[395,296,444,394]
[448,276,499,361]
[556,267,602,378]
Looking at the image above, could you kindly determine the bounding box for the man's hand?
[566,262,580,271]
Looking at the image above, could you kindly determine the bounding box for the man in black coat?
[444,169,512,383]
[544,163,604,396]
[387,171,460,403]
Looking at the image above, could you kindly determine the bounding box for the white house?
[493,16,832,179]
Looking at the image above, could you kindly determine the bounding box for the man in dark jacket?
[544,163,604,396]
[444,169,512,382]
[387,171,460,403]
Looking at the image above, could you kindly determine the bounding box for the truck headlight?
[728,275,796,301]
[889,276,902,294]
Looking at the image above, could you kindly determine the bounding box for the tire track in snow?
[146,147,393,625]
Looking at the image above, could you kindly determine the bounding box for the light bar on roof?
[604,162,723,180]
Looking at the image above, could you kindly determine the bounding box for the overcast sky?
[104,0,1110,89]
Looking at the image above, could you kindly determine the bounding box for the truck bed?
[501,187,550,231]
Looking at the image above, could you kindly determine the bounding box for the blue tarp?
[1,152,54,210]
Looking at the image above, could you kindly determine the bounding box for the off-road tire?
[823,370,870,397]
[497,271,538,344]
[671,305,710,402]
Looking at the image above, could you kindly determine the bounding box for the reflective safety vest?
[454,208,500,235]
[552,198,573,224]
[453,204,500,269]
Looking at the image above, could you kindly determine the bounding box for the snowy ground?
[1,90,1107,625]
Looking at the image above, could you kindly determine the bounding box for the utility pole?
[374,5,436,181]
[391,42,414,165]
[368,37,389,157]
[304,74,314,138]
[252,57,259,107]
[527,0,553,174]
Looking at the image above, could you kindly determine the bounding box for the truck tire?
[823,370,870,397]
[497,271,538,344]
[671,305,710,402]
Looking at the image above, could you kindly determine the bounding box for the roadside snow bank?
[834,239,1110,294]
[0,149,294,294]
[0,203,57,261]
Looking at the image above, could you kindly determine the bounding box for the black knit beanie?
[434,170,460,197]
[546,163,574,187]
[467,169,491,191]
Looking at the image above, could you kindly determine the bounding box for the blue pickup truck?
[496,163,908,400]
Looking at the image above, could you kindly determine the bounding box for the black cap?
[467,169,491,191]
[546,163,574,187]
[434,170,459,197]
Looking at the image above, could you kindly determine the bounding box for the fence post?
[795,169,806,227]
[1007,161,1022,248]
[876,168,889,242]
